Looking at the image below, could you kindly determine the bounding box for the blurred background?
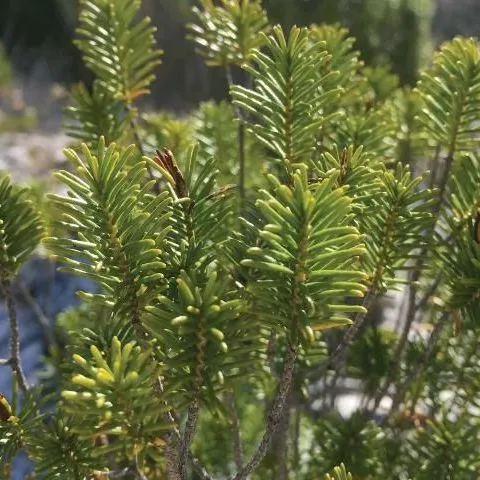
[1,0,478,186]
[0,0,479,132]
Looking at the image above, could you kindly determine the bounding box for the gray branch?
[1,276,29,393]
[226,390,244,471]
[231,345,297,480]
[180,402,199,479]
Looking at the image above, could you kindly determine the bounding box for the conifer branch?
[371,153,454,413]
[1,276,29,394]
[165,438,182,480]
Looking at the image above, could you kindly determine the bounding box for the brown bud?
[0,393,13,422]
[154,148,188,198]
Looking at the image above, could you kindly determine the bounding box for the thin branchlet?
[1,277,29,394]
[225,390,244,471]
[382,312,449,424]
[231,345,297,480]
[180,402,200,479]
[371,153,454,414]
[310,292,375,380]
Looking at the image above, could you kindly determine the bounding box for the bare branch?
[274,390,291,480]
[231,345,297,480]
[16,281,57,348]
[225,390,244,471]
[165,436,182,480]
[415,273,443,311]
[226,65,248,214]
[370,152,454,414]
[180,402,200,479]
[152,376,212,480]
[88,465,136,479]
[1,277,29,393]
[188,452,214,480]
[370,284,418,412]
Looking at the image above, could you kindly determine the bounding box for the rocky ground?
[0,77,69,181]
[0,130,69,182]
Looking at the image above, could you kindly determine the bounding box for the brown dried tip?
[474,209,480,245]
[154,148,188,198]
[0,393,13,422]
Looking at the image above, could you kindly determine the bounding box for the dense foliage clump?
[1,1,480,479]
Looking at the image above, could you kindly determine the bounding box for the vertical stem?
[328,371,341,409]
[188,453,213,480]
[226,390,244,471]
[18,281,57,348]
[238,120,246,214]
[292,403,301,472]
[226,65,247,216]
[275,391,291,480]
[1,277,28,394]
[371,153,454,415]
[231,345,297,480]
[370,284,417,412]
[165,436,182,480]
[180,402,200,479]
[266,331,278,378]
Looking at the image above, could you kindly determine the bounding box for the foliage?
[232,26,334,177]
[0,174,43,277]
[188,0,270,67]
[64,81,132,148]
[75,0,162,103]
[324,463,353,480]
[2,1,480,479]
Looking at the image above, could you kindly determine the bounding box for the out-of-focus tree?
[433,0,480,41]
[140,0,227,110]
[0,42,12,94]
[264,0,434,85]
[0,0,85,81]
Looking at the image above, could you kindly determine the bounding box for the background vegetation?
[0,0,469,110]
